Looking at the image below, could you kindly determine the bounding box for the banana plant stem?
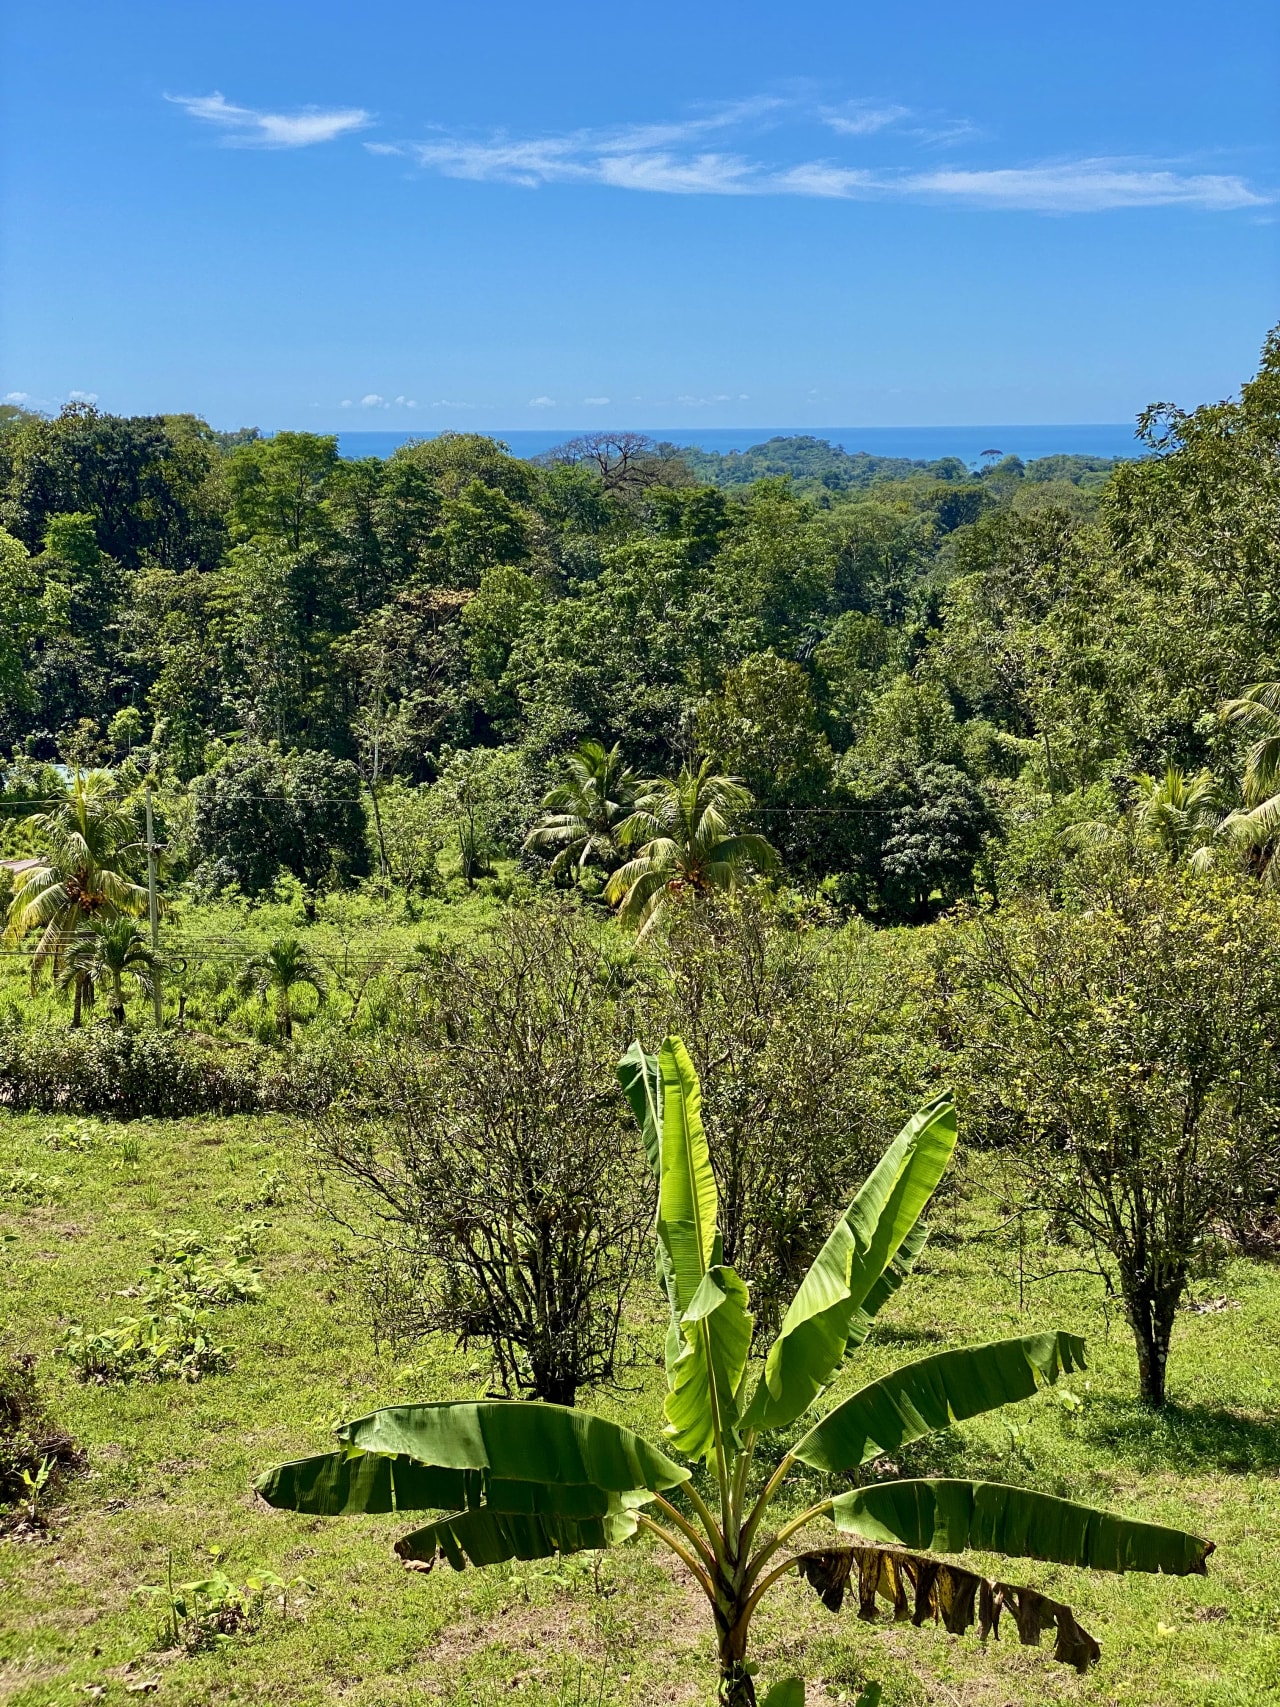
[681,1480,725,1554]
[653,1493,718,1575]
[739,1451,795,1560]
[742,1556,800,1622]
[636,1513,716,1602]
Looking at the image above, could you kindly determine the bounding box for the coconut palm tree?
[237,936,327,1041]
[523,739,640,880]
[1131,762,1220,869]
[58,917,158,1024]
[1218,682,1280,881]
[4,772,148,1025]
[605,761,778,938]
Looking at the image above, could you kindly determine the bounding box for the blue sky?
[2,1,1277,431]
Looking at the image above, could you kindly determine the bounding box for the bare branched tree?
[312,904,650,1404]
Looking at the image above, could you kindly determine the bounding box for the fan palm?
[523,739,640,880]
[605,761,778,937]
[58,917,158,1024]
[237,935,326,1040]
[4,772,148,1025]
[1131,762,1220,869]
[1219,682,1280,881]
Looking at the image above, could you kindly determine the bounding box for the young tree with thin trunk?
[936,858,1280,1406]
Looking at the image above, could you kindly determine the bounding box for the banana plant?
[256,1036,1212,1706]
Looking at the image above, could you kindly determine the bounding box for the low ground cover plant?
[59,1218,267,1384]
[137,1554,293,1653]
[259,1039,1212,1706]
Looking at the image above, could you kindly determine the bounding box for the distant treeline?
[0,324,1277,923]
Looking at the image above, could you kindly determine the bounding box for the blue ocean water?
[332,423,1145,466]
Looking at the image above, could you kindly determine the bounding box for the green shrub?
[142,1223,265,1307]
[0,1167,65,1205]
[0,1024,323,1116]
[138,1559,292,1653]
[60,1303,231,1384]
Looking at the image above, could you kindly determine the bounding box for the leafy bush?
[59,1220,267,1384]
[138,1559,291,1652]
[60,1302,231,1384]
[142,1224,264,1308]
[0,1024,318,1116]
[0,1167,65,1205]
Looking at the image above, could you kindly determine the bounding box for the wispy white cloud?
[68,388,99,403]
[821,101,912,137]
[2,391,32,405]
[528,396,557,407]
[360,393,388,407]
[373,97,1267,214]
[167,90,370,148]
[582,396,611,406]
[779,159,1265,211]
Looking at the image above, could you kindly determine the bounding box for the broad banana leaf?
[255,1449,484,1516]
[256,1400,688,1517]
[829,1479,1213,1575]
[396,1500,645,1570]
[793,1332,1086,1473]
[843,1218,929,1356]
[795,1545,1101,1673]
[654,1038,719,1315]
[664,1265,753,1461]
[618,1040,662,1179]
[742,1092,957,1434]
[619,1040,684,1380]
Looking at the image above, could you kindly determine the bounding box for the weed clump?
[59,1219,267,1385]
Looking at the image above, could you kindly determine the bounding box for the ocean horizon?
[330,423,1146,467]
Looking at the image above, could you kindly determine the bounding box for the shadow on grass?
[1082,1398,1280,1474]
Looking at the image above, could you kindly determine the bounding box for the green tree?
[939,861,1280,1405]
[606,763,779,937]
[693,653,834,871]
[259,1042,1211,1706]
[0,529,40,733]
[1131,763,1220,868]
[192,746,368,913]
[3,773,147,1025]
[226,432,340,551]
[523,739,640,881]
[237,935,326,1041]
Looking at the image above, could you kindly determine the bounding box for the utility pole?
[145,782,162,1027]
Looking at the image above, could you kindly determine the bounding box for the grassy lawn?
[1,1107,1277,1707]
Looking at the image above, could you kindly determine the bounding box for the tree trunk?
[1124,1273,1184,1407]
[280,989,293,1041]
[111,970,125,1025]
[539,1372,577,1407]
[370,783,389,883]
[71,976,83,1028]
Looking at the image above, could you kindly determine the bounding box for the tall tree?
[524,739,640,880]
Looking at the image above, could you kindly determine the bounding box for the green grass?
[1,1110,1277,1707]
